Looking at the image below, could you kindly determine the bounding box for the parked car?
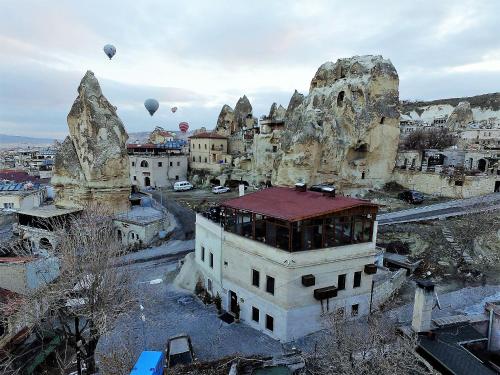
[398,190,424,204]
[166,334,194,368]
[212,186,230,194]
[309,183,336,193]
[174,181,193,191]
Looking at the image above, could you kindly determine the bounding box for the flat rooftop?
[221,187,377,222]
[17,205,82,218]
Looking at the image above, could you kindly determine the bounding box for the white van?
[174,181,193,191]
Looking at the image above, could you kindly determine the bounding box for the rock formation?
[268,102,286,121]
[446,101,473,130]
[400,93,500,127]
[273,55,400,188]
[52,71,130,212]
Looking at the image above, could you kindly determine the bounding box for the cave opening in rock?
[337,91,345,106]
[355,143,368,153]
[380,116,385,124]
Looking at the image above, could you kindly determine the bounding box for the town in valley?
[0,2,500,374]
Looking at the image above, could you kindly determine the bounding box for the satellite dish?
[144,99,159,116]
[103,44,116,60]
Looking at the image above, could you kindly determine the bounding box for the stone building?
[0,183,46,211]
[128,143,188,188]
[193,185,379,341]
[52,71,130,213]
[188,132,231,174]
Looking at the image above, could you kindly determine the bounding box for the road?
[152,190,196,240]
[378,192,500,225]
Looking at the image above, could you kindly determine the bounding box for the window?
[209,252,214,268]
[208,278,212,293]
[133,176,137,181]
[3,203,14,209]
[132,161,135,166]
[177,161,180,166]
[353,271,361,288]
[351,304,359,316]
[198,144,200,149]
[169,161,173,167]
[252,307,260,322]
[265,314,274,331]
[201,246,205,262]
[204,157,207,163]
[193,156,195,162]
[140,160,148,167]
[199,156,201,162]
[158,162,163,167]
[175,175,179,180]
[266,276,275,295]
[205,144,207,149]
[338,274,346,290]
[272,145,277,152]
[252,269,260,287]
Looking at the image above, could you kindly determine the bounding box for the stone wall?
[392,169,497,198]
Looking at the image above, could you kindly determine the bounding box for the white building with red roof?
[192,184,380,341]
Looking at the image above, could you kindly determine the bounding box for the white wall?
[130,154,188,188]
[194,214,377,342]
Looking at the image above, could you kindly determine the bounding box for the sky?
[1,0,500,139]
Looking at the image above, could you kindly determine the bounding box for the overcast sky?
[1,0,499,139]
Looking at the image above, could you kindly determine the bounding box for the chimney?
[322,186,336,198]
[295,182,307,192]
[412,279,435,333]
[486,301,500,351]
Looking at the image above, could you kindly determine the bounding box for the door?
[144,176,151,187]
[229,290,238,314]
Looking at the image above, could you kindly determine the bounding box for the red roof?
[0,256,35,264]
[221,187,377,222]
[0,170,39,183]
[189,132,227,139]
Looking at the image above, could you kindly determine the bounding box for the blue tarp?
[130,351,164,375]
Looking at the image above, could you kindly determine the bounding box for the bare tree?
[305,313,435,375]
[402,128,457,151]
[3,205,137,374]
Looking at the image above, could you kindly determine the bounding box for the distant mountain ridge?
[0,133,56,145]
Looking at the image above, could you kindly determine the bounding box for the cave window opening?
[355,143,368,153]
[380,117,385,124]
[361,171,365,180]
[337,91,345,107]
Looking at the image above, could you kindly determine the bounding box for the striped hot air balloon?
[179,122,189,133]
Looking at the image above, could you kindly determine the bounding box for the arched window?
[193,156,195,162]
[140,160,149,168]
[199,156,201,162]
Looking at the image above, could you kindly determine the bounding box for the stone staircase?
[441,225,473,264]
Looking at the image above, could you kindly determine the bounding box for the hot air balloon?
[144,99,159,116]
[103,44,116,60]
[171,107,178,113]
[179,122,189,133]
